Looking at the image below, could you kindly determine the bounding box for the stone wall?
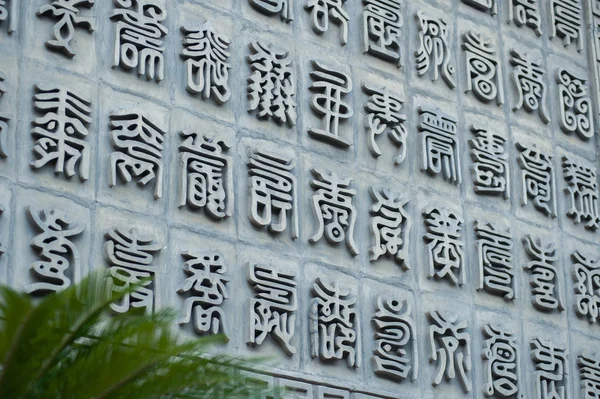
[1,0,600,398]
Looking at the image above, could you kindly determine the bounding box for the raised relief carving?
[557,68,593,139]
[105,227,162,314]
[469,126,510,199]
[428,310,472,393]
[369,187,411,269]
[563,157,600,230]
[462,30,504,105]
[483,324,520,398]
[317,387,350,399]
[508,0,542,35]
[177,251,229,338]
[516,143,557,218]
[550,0,583,52]
[309,61,353,147]
[37,0,95,57]
[418,107,461,184]
[415,10,456,89]
[248,149,298,239]
[247,262,297,355]
[180,24,231,104]
[247,41,297,126]
[250,0,293,22]
[531,339,568,399]
[310,278,361,368]
[462,0,497,15]
[510,50,550,123]
[109,111,165,200]
[372,296,418,382]
[362,0,402,67]
[309,168,358,256]
[178,131,233,220]
[0,72,8,159]
[31,84,92,181]
[0,205,5,256]
[523,235,565,312]
[578,352,600,398]
[475,222,515,300]
[25,206,84,295]
[423,206,465,285]
[572,251,600,323]
[305,0,349,45]
[0,0,16,34]
[111,0,168,82]
[363,83,407,165]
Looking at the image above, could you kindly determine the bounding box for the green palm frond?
[0,271,275,399]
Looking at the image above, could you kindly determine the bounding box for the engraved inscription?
[363,83,407,165]
[562,156,600,231]
[469,126,510,199]
[516,143,557,218]
[178,251,229,338]
[31,84,92,181]
[310,278,361,368]
[372,296,418,382]
[248,149,298,239]
[462,30,504,105]
[247,262,297,355]
[305,0,349,46]
[362,0,402,67]
[531,339,568,399]
[37,0,95,57]
[178,131,233,220]
[523,235,565,312]
[415,10,456,89]
[510,50,550,123]
[462,0,497,15]
[475,221,515,300]
[550,0,583,52]
[483,324,520,398]
[557,68,593,139]
[250,0,293,22]
[308,61,353,147]
[105,227,162,314]
[309,168,358,256]
[180,24,231,104]
[578,352,600,398]
[26,206,84,295]
[0,0,16,34]
[247,41,297,126]
[508,0,542,36]
[111,0,168,82]
[572,251,600,323]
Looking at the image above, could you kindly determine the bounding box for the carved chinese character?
[248,149,298,239]
[250,0,293,22]
[372,296,417,382]
[0,205,5,256]
[178,131,232,220]
[462,30,504,105]
[550,0,583,52]
[111,0,168,82]
[31,84,92,181]
[310,278,361,368]
[247,41,297,126]
[462,0,497,15]
[510,50,550,123]
[309,61,353,147]
[37,0,95,58]
[109,111,165,199]
[180,24,231,104]
[483,324,520,398]
[516,143,557,218]
[305,0,349,45]
[25,206,84,295]
[0,72,8,159]
[469,126,510,199]
[578,352,600,398]
[363,83,407,165]
[0,0,16,34]
[475,221,515,300]
[247,262,297,355]
[428,310,472,392]
[523,235,565,312]
[177,251,229,338]
[362,0,402,66]
[423,206,465,285]
[557,68,593,139]
[508,0,542,36]
[415,11,456,89]
[572,251,600,323]
[309,168,358,256]
[369,187,411,269]
[105,227,162,314]
[531,339,568,399]
[563,157,600,230]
